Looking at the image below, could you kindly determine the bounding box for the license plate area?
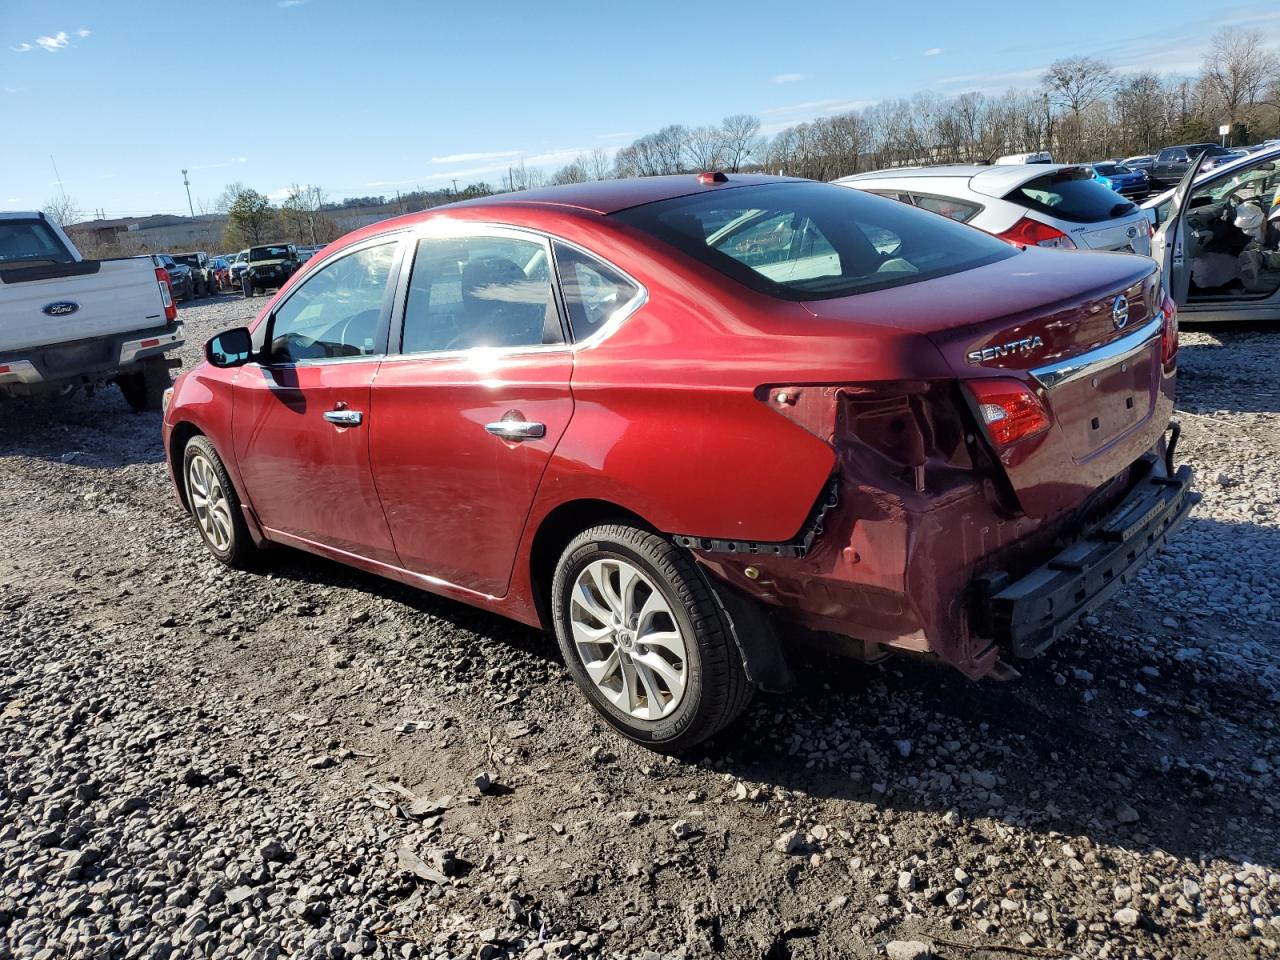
[1050,339,1159,460]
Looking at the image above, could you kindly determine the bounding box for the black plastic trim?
[674,474,840,559]
[974,462,1195,658]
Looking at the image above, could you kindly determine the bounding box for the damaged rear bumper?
[972,462,1194,658]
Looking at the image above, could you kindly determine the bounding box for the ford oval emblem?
[1111,294,1129,330]
[42,300,79,317]
[1126,225,1137,238]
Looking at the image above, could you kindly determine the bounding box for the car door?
[233,237,404,563]
[368,226,576,597]
[1151,152,1208,307]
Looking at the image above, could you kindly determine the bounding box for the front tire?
[182,436,255,569]
[550,524,752,751]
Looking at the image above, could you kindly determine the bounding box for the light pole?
[181,169,194,217]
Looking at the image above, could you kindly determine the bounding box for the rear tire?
[550,524,752,751]
[117,357,171,412]
[182,435,255,569]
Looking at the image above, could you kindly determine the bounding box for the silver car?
[1146,147,1280,323]
[836,164,1152,256]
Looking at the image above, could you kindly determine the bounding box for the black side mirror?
[206,327,254,367]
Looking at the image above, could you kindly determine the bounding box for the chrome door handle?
[323,409,364,427]
[485,419,545,440]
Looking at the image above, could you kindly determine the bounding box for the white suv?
[836,164,1152,256]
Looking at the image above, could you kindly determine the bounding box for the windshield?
[250,245,290,261]
[1009,171,1135,223]
[0,218,74,265]
[612,181,1016,301]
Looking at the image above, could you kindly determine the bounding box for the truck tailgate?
[0,258,167,353]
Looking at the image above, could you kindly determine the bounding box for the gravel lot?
[1,295,1277,960]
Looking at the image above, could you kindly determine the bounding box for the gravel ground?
[1,295,1277,960]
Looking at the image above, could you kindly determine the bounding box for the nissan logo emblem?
[1111,294,1130,330]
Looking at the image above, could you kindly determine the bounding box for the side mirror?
[206,327,254,367]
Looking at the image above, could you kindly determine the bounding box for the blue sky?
[2,0,1278,218]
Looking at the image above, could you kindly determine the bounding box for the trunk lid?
[803,247,1166,517]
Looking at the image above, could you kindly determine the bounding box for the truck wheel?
[117,358,172,412]
[182,435,255,568]
[550,524,753,751]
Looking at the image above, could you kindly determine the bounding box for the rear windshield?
[173,254,200,267]
[250,245,290,260]
[0,219,73,265]
[612,181,1016,301]
[1008,172,1135,223]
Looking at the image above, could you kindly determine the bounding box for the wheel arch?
[168,420,205,512]
[527,498,655,632]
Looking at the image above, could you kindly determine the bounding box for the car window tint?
[613,181,1015,301]
[401,235,561,354]
[553,243,640,340]
[268,242,396,363]
[910,194,981,223]
[1007,172,1135,224]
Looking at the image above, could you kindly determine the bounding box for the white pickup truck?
[0,211,184,411]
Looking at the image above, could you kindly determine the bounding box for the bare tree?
[685,125,727,171]
[1043,56,1115,158]
[720,114,762,172]
[1202,27,1278,124]
[42,194,83,227]
[584,148,614,180]
[280,184,335,245]
[550,160,589,185]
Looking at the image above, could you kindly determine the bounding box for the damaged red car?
[162,174,1192,749]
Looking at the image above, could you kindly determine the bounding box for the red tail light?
[965,379,1051,448]
[1160,292,1178,368]
[997,217,1078,250]
[155,267,177,322]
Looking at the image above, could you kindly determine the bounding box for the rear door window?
[1007,172,1135,223]
[552,243,641,341]
[400,234,563,354]
[909,194,981,223]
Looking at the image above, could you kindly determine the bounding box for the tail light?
[155,267,177,323]
[997,217,1078,250]
[964,379,1051,449]
[1160,292,1178,368]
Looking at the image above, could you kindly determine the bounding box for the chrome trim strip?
[1029,316,1163,391]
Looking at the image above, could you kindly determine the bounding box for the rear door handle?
[323,409,364,427]
[485,419,545,441]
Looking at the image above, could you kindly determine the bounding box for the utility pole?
[181,169,194,217]
[451,178,459,197]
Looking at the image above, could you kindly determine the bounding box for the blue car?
[1092,161,1150,197]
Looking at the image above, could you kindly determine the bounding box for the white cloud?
[772,73,806,84]
[3,86,25,93]
[923,47,942,57]
[429,150,521,164]
[77,29,90,38]
[36,32,70,53]
[761,97,877,117]
[11,43,32,53]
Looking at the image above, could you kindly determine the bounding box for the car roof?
[448,173,805,216]
[840,163,1083,198]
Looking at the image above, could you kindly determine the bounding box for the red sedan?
[162,174,1192,749]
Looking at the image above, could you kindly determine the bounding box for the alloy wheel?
[187,453,233,552]
[569,558,689,720]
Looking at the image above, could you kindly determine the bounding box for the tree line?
[47,25,1279,246]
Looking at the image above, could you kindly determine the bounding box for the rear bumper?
[971,462,1194,658]
[0,323,183,390]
